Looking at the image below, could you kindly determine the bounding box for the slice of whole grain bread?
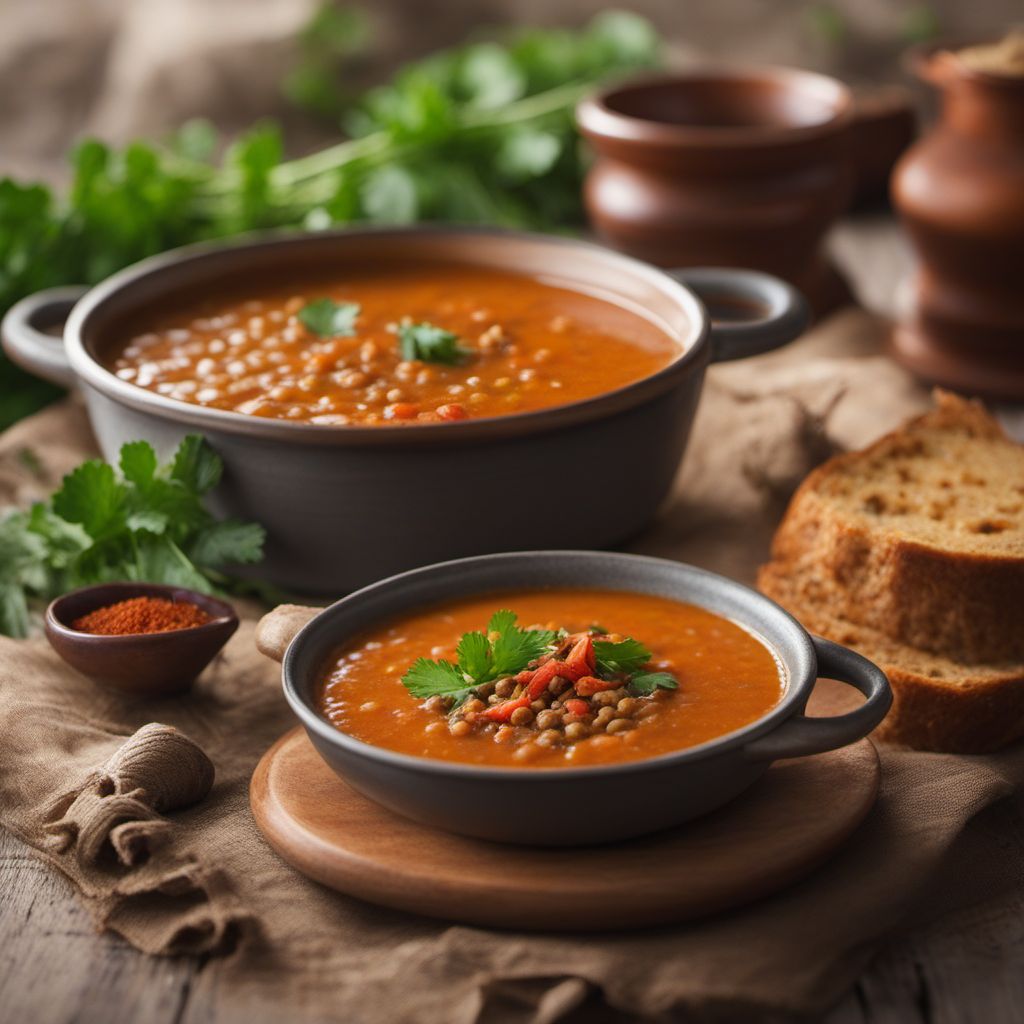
[758,561,1024,753]
[762,391,1024,664]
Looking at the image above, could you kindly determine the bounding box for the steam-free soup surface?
[318,590,785,768]
[108,266,678,425]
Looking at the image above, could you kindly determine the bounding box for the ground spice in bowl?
[72,596,212,636]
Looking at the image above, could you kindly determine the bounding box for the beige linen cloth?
[2,309,1024,1023]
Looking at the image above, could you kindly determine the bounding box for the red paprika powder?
[72,596,211,636]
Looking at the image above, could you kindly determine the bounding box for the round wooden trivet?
[250,727,879,931]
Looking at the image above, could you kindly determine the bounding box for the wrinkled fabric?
[2,309,1023,1021]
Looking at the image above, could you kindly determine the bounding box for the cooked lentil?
[318,589,785,769]
[107,266,678,426]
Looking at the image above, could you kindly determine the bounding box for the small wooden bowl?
[45,583,239,697]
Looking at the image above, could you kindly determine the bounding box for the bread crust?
[764,392,1024,664]
[758,563,1024,754]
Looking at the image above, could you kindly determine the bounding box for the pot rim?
[281,550,818,781]
[578,66,854,150]
[62,225,710,448]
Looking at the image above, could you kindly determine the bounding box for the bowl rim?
[577,66,855,150]
[281,550,818,780]
[45,581,238,644]
[62,225,711,448]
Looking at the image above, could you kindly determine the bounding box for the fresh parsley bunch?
[0,9,659,429]
[0,435,265,637]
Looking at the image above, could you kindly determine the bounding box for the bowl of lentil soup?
[276,551,890,845]
[2,228,807,594]
[45,582,239,697]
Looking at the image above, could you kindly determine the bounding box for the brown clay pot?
[577,68,856,316]
[891,46,1024,398]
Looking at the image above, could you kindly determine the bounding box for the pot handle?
[667,267,809,363]
[256,604,321,663]
[743,636,892,761]
[1,286,88,388]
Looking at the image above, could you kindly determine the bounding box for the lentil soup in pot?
[318,589,786,768]
[106,265,679,426]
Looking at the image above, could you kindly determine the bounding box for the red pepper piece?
[525,635,597,698]
[575,676,620,696]
[481,694,531,722]
[565,635,596,676]
[564,698,589,716]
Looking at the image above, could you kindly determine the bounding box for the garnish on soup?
[107,266,678,426]
[402,610,678,745]
[318,590,783,768]
[298,298,361,338]
[395,320,471,366]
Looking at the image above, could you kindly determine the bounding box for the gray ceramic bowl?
[2,228,807,596]
[281,551,891,846]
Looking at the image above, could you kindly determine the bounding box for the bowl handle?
[256,604,321,663]
[1,286,88,388]
[743,637,892,761]
[667,267,809,363]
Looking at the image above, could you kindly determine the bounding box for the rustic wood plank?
[0,828,200,1024]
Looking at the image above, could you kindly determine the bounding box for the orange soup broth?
[107,265,679,426]
[318,590,786,769]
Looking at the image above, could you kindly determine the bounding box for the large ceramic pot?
[279,551,892,845]
[891,45,1024,398]
[578,68,855,316]
[2,228,806,595]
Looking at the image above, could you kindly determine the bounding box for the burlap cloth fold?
[2,309,1024,1023]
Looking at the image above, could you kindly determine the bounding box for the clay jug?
[891,46,1024,397]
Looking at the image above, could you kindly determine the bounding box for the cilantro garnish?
[298,298,361,337]
[593,637,652,676]
[401,609,557,701]
[397,322,471,365]
[0,435,266,638]
[627,672,679,697]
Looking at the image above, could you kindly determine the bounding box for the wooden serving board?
[250,727,880,932]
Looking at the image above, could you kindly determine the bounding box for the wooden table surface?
[3,215,1023,1024]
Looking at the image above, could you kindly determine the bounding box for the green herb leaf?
[401,609,557,701]
[397,322,470,365]
[593,637,652,675]
[188,519,267,568]
[119,440,158,490]
[0,436,266,636]
[171,435,222,494]
[489,611,557,677]
[52,460,124,538]
[627,671,679,697]
[401,657,472,699]
[298,298,361,338]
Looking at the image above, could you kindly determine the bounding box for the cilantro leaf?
[0,581,29,639]
[627,672,679,697]
[489,611,557,677]
[119,440,157,490]
[593,637,652,675]
[188,519,267,568]
[400,609,557,702]
[397,322,470,365]
[456,630,492,682]
[171,435,222,494]
[298,298,361,337]
[126,509,169,534]
[402,657,472,699]
[51,460,124,538]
